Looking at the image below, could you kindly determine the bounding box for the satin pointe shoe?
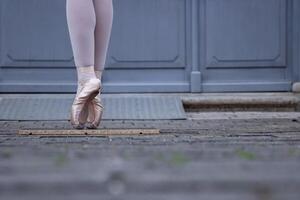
[86,86,104,129]
[70,78,101,129]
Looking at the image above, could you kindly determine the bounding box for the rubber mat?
[0,95,186,120]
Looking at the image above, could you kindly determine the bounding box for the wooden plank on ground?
[18,129,160,136]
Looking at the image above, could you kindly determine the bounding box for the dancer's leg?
[66,0,97,83]
[93,0,114,80]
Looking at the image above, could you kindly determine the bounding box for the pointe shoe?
[86,86,104,129]
[70,78,101,129]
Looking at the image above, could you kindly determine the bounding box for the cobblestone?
[0,112,300,199]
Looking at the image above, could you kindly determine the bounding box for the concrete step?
[179,92,300,111]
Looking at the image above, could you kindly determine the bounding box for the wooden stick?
[18,129,160,136]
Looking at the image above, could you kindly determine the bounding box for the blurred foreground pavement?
[1,111,300,200]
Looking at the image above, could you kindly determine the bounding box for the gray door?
[0,0,192,93]
[199,0,293,92]
[0,0,295,93]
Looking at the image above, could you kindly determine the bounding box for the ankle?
[77,65,97,84]
[95,70,103,83]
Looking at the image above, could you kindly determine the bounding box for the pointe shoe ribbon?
[70,78,101,129]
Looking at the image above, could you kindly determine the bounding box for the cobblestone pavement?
[1,112,300,200]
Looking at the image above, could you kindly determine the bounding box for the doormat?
[0,95,186,120]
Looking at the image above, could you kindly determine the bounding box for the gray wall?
[0,0,298,93]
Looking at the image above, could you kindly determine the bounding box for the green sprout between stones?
[236,149,256,160]
[154,152,190,166]
[169,152,190,166]
[54,153,69,167]
[0,148,12,159]
[54,146,70,167]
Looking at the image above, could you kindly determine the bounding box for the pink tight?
[66,0,113,71]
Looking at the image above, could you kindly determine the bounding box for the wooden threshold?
[18,129,160,136]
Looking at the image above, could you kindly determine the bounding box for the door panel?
[200,0,292,92]
[108,0,186,68]
[2,0,73,67]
